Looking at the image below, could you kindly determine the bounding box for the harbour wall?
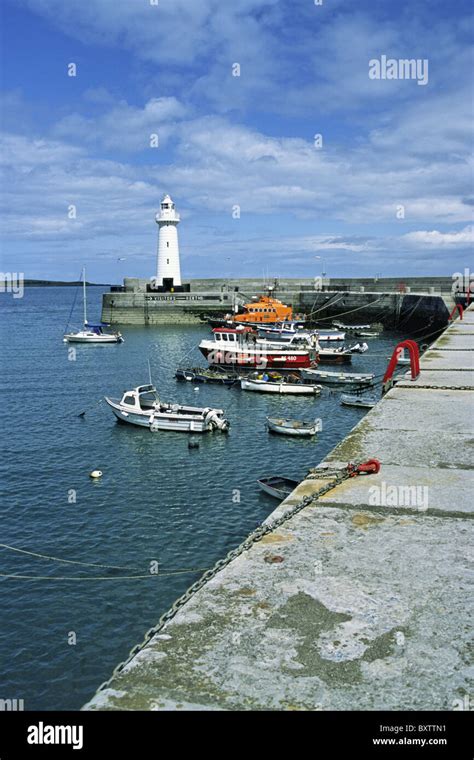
[84,306,474,711]
[102,277,454,331]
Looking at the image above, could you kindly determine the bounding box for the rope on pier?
[95,459,381,693]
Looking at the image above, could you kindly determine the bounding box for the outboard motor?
[204,409,230,432]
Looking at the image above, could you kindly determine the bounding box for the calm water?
[0,286,408,709]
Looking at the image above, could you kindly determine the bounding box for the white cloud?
[403,225,474,247]
[54,97,186,151]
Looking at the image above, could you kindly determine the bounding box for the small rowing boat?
[301,368,375,386]
[267,417,322,436]
[175,368,238,385]
[241,372,322,395]
[257,476,300,500]
[340,393,377,409]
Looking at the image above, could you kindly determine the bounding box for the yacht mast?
[82,267,87,325]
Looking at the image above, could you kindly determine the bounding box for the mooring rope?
[0,542,139,570]
[0,567,212,581]
[0,543,213,580]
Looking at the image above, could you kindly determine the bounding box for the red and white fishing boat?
[199,328,318,370]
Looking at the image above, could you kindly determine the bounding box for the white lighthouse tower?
[155,193,182,287]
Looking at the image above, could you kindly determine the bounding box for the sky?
[0,0,473,283]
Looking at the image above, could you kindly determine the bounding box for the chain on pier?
[96,460,380,693]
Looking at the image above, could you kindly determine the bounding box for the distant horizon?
[17,273,455,287]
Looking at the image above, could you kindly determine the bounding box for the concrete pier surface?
[84,308,473,711]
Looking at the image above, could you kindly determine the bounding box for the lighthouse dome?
[160,194,174,209]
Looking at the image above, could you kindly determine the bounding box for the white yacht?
[63,268,123,344]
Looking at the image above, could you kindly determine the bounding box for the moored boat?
[63,267,123,344]
[267,417,322,436]
[241,372,322,394]
[256,332,353,364]
[199,328,317,370]
[333,321,382,337]
[301,368,374,386]
[175,367,238,385]
[64,323,124,343]
[233,294,294,325]
[340,393,377,409]
[316,345,353,364]
[258,326,345,342]
[350,342,369,353]
[257,476,300,500]
[105,384,230,432]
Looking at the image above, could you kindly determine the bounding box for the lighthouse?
[155,194,182,287]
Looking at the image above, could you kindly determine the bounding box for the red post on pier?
[448,303,464,321]
[383,340,420,386]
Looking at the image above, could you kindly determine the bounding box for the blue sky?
[1,0,473,282]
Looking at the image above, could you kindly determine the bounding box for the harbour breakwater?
[102,276,455,332]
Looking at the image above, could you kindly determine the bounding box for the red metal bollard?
[383,340,420,385]
[448,303,464,321]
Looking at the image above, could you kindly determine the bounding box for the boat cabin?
[211,327,256,344]
[119,385,160,411]
[234,295,293,324]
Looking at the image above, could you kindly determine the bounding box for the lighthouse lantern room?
[155,194,182,288]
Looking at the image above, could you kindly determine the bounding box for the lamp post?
[314,256,327,277]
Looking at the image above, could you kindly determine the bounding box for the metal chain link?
[96,463,359,691]
[396,385,473,391]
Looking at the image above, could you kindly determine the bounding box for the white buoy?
[89,470,103,479]
[194,386,199,391]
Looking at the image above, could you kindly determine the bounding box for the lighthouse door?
[162,278,174,292]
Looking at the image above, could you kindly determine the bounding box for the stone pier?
[84,307,473,711]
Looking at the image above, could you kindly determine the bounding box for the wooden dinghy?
[257,476,300,500]
[301,368,375,386]
[175,367,238,385]
[241,372,322,395]
[340,393,377,409]
[267,417,322,436]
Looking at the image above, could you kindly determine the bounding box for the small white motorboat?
[259,325,345,342]
[301,368,375,386]
[257,476,300,500]
[105,384,230,432]
[257,321,307,337]
[386,349,411,365]
[340,393,377,409]
[333,321,372,330]
[267,417,322,436]
[63,268,123,344]
[350,342,369,354]
[241,372,322,395]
